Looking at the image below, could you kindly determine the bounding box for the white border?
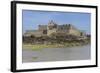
[16,4,96,70]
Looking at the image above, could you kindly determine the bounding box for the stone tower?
[47,20,57,36]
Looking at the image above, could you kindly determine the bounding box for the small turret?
[48,20,57,30]
[48,20,55,25]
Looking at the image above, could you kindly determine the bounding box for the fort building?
[24,20,86,38]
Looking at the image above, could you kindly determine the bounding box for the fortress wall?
[24,30,45,37]
[38,25,47,31]
[47,28,57,36]
[68,28,81,36]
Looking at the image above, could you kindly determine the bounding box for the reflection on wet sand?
[22,45,90,63]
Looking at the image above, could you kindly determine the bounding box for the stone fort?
[24,20,85,38]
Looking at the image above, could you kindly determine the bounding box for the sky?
[22,10,91,34]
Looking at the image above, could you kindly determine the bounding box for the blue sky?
[22,10,91,34]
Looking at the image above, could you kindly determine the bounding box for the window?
[43,30,47,34]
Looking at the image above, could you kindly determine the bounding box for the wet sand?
[22,44,90,63]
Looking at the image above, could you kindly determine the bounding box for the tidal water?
[22,44,91,63]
